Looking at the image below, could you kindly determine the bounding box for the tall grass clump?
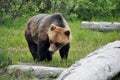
[0,49,8,68]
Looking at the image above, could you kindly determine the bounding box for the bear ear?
[64,30,70,36]
[50,24,56,31]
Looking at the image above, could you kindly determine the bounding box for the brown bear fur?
[24,13,72,61]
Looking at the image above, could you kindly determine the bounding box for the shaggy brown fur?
[25,13,72,61]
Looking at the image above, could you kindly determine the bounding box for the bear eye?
[55,42,62,47]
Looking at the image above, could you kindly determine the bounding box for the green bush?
[0,0,119,24]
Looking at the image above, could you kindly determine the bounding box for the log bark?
[57,41,120,80]
[8,65,66,79]
[82,21,120,31]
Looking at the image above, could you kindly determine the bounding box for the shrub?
[0,0,119,23]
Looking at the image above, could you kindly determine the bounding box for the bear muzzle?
[48,45,58,54]
[48,47,56,54]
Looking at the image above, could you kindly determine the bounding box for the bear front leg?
[37,40,51,61]
[27,40,38,61]
[37,44,47,61]
[59,43,70,59]
[46,51,52,61]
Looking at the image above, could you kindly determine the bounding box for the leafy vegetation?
[0,0,120,25]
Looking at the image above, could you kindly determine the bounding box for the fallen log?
[82,21,120,31]
[8,65,66,79]
[57,41,120,80]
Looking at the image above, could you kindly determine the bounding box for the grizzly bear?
[24,13,72,61]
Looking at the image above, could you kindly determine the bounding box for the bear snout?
[48,47,55,53]
[48,44,57,53]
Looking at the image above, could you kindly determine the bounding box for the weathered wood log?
[8,65,66,79]
[82,21,120,31]
[57,41,120,80]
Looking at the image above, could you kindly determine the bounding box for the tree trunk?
[8,65,66,79]
[57,41,120,80]
[81,21,120,31]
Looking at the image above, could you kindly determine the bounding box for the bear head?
[47,24,72,53]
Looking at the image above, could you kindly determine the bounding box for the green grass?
[0,20,120,68]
